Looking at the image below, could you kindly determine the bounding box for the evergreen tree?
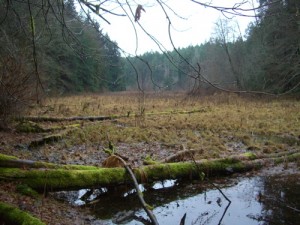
[245,0,300,93]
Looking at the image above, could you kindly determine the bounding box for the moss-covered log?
[28,131,70,147]
[0,153,99,170]
[0,202,45,225]
[20,109,206,123]
[16,121,81,133]
[20,115,116,122]
[0,167,127,191]
[0,152,299,191]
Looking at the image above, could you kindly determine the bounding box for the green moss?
[139,158,254,181]
[2,152,300,191]
[140,162,196,181]
[60,164,100,170]
[145,203,154,210]
[0,153,18,161]
[0,202,45,225]
[242,152,257,160]
[0,167,129,191]
[196,158,254,175]
[16,121,45,133]
[143,155,159,165]
[16,184,39,199]
[274,152,300,164]
[0,154,100,170]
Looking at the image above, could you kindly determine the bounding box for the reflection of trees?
[90,181,207,219]
[251,174,300,225]
[86,178,236,220]
[86,174,300,224]
[53,174,300,224]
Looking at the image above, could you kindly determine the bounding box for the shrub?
[0,55,37,129]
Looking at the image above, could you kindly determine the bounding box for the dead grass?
[13,91,298,164]
[1,92,299,225]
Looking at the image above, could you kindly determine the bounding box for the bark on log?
[0,152,299,192]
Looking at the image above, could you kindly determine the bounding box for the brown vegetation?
[0,92,299,224]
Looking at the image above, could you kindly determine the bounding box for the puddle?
[53,167,300,225]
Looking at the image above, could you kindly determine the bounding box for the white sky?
[97,0,257,55]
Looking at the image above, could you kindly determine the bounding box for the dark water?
[57,169,300,225]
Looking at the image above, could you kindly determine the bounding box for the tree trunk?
[0,151,299,192]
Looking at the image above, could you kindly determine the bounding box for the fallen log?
[28,129,74,148]
[160,149,202,163]
[147,149,300,165]
[19,115,116,122]
[29,133,65,148]
[16,121,81,133]
[0,153,99,170]
[0,152,299,192]
[0,202,45,225]
[19,109,207,123]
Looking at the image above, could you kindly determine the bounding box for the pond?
[55,166,300,225]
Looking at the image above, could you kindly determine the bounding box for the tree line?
[0,0,124,127]
[0,0,124,95]
[0,0,299,127]
[123,0,300,95]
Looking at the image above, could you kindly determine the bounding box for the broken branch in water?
[104,154,159,225]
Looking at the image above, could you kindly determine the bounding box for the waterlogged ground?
[52,164,300,225]
[1,92,300,166]
[1,92,300,224]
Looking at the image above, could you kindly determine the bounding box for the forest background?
[0,2,300,223]
[0,0,300,127]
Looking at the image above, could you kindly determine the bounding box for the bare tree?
[0,0,289,128]
[1,0,277,91]
[79,0,281,96]
[213,18,243,90]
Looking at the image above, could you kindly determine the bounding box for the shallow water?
[56,168,300,225]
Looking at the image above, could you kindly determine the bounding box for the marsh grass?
[28,92,300,161]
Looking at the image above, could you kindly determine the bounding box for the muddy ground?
[0,128,299,225]
[1,93,299,224]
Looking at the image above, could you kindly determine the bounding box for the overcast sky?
[96,0,257,55]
